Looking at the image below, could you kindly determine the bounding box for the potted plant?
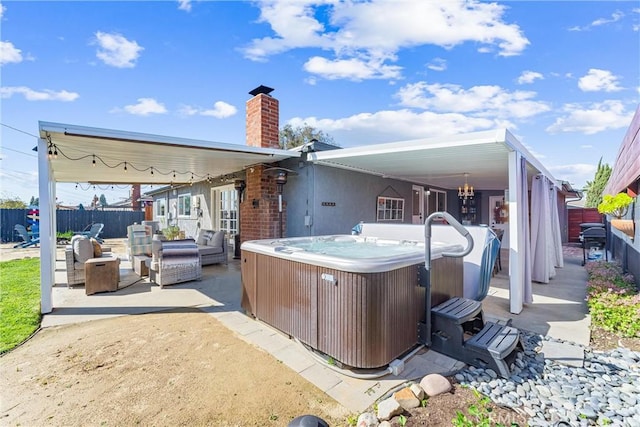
[162,225,181,240]
[597,193,635,238]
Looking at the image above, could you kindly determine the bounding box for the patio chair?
[13,224,40,248]
[126,224,152,263]
[75,223,104,243]
[150,238,202,288]
[65,235,118,287]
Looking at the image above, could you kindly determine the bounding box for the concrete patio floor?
[2,239,591,413]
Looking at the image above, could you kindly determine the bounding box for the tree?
[584,158,612,208]
[279,123,337,149]
[99,194,107,207]
[0,197,27,209]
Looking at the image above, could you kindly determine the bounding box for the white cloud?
[547,163,596,189]
[546,100,633,135]
[93,31,143,68]
[177,0,192,12]
[242,0,529,80]
[591,10,624,27]
[580,144,593,149]
[0,41,23,66]
[0,86,79,101]
[286,109,498,147]
[303,55,402,81]
[180,101,237,119]
[517,70,543,84]
[119,98,167,116]
[578,69,622,92]
[395,81,550,119]
[568,10,624,31]
[426,58,447,72]
[0,4,6,18]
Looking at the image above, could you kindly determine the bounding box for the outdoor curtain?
[530,173,563,283]
[519,157,533,303]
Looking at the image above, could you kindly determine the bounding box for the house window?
[427,189,447,216]
[377,196,404,221]
[178,194,191,217]
[156,198,166,217]
[213,186,238,235]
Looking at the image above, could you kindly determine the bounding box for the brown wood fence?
[568,208,604,242]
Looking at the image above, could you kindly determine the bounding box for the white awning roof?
[310,129,557,190]
[39,121,299,185]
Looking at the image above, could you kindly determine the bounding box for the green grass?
[0,258,42,353]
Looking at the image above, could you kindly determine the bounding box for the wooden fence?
[1,209,145,243]
[567,207,604,242]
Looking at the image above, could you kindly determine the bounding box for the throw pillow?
[72,236,93,264]
[210,230,225,248]
[90,238,102,257]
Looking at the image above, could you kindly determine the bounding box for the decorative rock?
[419,373,451,397]
[376,397,403,421]
[379,422,392,427]
[356,412,379,427]
[393,387,420,410]
[409,383,425,401]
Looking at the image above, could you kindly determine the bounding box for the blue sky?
[1,0,638,207]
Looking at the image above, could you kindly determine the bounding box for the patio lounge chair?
[75,223,104,243]
[150,238,202,288]
[13,224,40,248]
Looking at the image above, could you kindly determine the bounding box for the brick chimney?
[240,86,285,242]
[130,184,141,211]
[246,85,279,149]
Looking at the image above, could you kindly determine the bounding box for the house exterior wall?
[604,105,640,288]
[282,160,416,237]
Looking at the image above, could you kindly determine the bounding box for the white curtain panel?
[530,174,556,283]
[520,158,533,303]
[550,186,564,268]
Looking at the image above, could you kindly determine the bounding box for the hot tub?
[241,235,464,369]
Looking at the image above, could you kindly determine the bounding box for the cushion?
[90,238,102,257]
[209,231,225,248]
[72,235,93,264]
[198,245,223,256]
[197,230,214,246]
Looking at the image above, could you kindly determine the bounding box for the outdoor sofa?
[194,229,228,265]
[150,238,202,288]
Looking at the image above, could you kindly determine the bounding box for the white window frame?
[156,197,166,217]
[212,185,238,236]
[427,189,447,216]
[178,193,191,217]
[376,196,404,222]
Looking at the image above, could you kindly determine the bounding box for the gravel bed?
[455,331,640,426]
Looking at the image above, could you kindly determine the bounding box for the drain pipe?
[420,212,474,347]
[295,338,426,380]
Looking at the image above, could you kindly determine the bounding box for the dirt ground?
[1,242,636,426]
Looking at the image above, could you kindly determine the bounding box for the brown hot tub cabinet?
[240,238,463,369]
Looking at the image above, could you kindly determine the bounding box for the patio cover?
[309,129,562,313]
[37,121,299,313]
[37,124,566,315]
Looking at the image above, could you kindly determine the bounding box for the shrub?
[586,261,640,338]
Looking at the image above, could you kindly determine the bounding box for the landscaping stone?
[419,373,451,397]
[356,412,378,427]
[393,387,420,410]
[376,397,402,421]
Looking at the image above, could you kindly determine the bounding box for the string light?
[49,144,227,184]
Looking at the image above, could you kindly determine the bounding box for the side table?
[133,254,151,277]
[85,257,120,295]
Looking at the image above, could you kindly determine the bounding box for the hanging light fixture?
[458,173,474,200]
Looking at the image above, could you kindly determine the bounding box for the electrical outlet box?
[389,359,405,376]
[304,215,312,226]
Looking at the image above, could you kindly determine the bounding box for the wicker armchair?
[126,224,152,263]
[65,235,116,287]
[150,238,202,288]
